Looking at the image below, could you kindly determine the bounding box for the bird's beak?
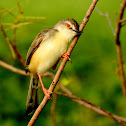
[73,30,83,35]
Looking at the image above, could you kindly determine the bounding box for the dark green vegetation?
[0,0,126,126]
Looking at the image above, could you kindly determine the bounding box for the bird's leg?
[37,73,52,100]
[62,53,71,62]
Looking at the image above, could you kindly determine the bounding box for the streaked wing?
[26,29,50,66]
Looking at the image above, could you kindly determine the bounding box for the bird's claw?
[43,88,52,100]
[62,53,71,62]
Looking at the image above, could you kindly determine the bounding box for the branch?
[5,21,40,31]
[21,16,46,20]
[0,23,16,59]
[0,4,45,67]
[0,60,28,76]
[12,3,24,44]
[51,94,58,126]
[0,24,25,66]
[1,0,30,18]
[119,19,126,23]
[28,0,99,125]
[1,60,126,125]
[95,7,115,35]
[56,84,126,126]
[115,0,126,98]
[0,60,53,78]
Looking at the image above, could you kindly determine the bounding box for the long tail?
[26,74,39,115]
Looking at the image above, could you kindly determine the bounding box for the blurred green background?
[0,0,126,126]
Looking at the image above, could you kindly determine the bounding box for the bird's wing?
[25,29,50,66]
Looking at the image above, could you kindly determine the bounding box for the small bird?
[25,18,81,114]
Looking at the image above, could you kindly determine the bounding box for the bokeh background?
[0,0,126,126]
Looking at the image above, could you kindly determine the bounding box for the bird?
[25,18,82,114]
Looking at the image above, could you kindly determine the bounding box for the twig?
[115,0,126,98]
[0,60,28,76]
[21,16,46,20]
[0,60,53,78]
[0,24,25,66]
[1,0,31,18]
[0,23,16,59]
[1,23,13,26]
[119,19,126,23]
[12,3,24,44]
[0,8,16,18]
[51,94,58,126]
[28,0,99,125]
[1,60,126,125]
[95,7,116,35]
[5,21,40,31]
[1,6,17,18]
[54,86,126,126]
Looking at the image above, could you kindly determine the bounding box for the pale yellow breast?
[29,32,68,74]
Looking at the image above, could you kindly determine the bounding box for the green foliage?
[0,0,126,126]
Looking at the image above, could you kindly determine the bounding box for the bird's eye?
[66,23,72,29]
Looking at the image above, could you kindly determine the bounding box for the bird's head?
[54,18,82,42]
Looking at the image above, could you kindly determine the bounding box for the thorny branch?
[27,0,99,125]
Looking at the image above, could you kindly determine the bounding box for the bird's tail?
[26,74,39,115]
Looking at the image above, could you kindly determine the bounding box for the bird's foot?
[40,86,52,100]
[62,53,71,62]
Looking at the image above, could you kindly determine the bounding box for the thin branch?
[21,16,46,20]
[1,23,13,26]
[55,85,126,126]
[28,0,99,125]
[0,8,16,18]
[0,60,28,76]
[0,0,31,18]
[0,60,53,78]
[95,7,116,36]
[12,3,24,44]
[0,24,25,66]
[1,60,126,125]
[0,23,16,59]
[119,19,126,23]
[115,0,126,98]
[5,21,40,31]
[1,6,17,18]
[51,94,58,126]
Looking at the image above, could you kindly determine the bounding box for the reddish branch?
[115,0,126,98]
[28,0,99,125]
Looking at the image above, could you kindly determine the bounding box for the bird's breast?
[29,32,68,74]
